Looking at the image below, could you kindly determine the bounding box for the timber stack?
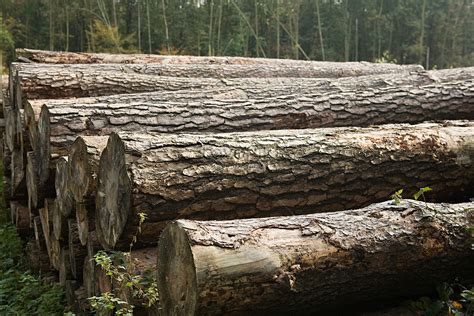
[1,48,473,315]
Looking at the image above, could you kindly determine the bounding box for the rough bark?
[55,156,73,216]
[16,48,424,71]
[68,220,87,280]
[96,121,474,249]
[12,62,427,106]
[156,200,474,315]
[30,68,474,185]
[68,136,108,203]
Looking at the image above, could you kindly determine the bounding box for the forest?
[1,0,474,68]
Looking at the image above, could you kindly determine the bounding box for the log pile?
[1,48,473,315]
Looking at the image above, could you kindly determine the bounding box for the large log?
[95,121,474,249]
[27,68,474,187]
[11,62,425,105]
[16,48,423,71]
[68,219,87,280]
[156,200,474,315]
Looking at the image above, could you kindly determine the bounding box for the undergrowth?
[0,224,65,315]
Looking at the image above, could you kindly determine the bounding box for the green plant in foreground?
[89,213,158,315]
[0,224,65,315]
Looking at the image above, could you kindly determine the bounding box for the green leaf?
[413,187,432,200]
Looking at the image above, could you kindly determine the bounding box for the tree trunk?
[11,61,424,103]
[14,48,422,67]
[27,68,474,187]
[156,200,474,315]
[96,121,474,249]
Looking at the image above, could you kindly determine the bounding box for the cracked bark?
[10,62,429,115]
[16,48,423,71]
[95,121,474,249]
[156,200,474,315]
[26,68,474,190]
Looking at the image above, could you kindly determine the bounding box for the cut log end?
[55,156,73,216]
[38,105,51,186]
[157,222,198,316]
[69,137,90,202]
[96,133,131,250]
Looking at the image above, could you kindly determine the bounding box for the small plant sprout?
[391,189,404,205]
[413,186,432,201]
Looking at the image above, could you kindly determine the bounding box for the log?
[59,248,73,285]
[75,200,95,246]
[156,200,474,315]
[39,201,53,260]
[11,147,25,198]
[12,62,425,104]
[68,136,108,203]
[10,200,30,236]
[68,219,87,280]
[96,121,474,249]
[55,156,73,216]
[33,215,46,251]
[49,232,61,270]
[16,48,423,72]
[25,151,55,210]
[52,197,68,242]
[28,68,474,186]
[115,248,158,310]
[83,232,100,298]
[24,240,51,274]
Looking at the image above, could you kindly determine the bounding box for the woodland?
[0,1,473,316]
[0,0,473,68]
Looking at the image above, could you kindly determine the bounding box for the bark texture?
[156,200,474,315]
[29,68,474,135]
[96,121,474,249]
[29,68,474,186]
[16,48,423,72]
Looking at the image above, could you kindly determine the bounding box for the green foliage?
[414,187,433,201]
[409,282,474,316]
[0,225,66,315]
[87,20,136,53]
[89,213,158,315]
[391,189,404,205]
[0,16,14,67]
[1,0,473,67]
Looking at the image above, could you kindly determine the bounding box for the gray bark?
[95,121,474,249]
[156,200,474,315]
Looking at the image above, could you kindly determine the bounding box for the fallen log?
[156,200,474,315]
[28,68,474,187]
[11,62,426,106]
[96,121,474,249]
[16,48,423,73]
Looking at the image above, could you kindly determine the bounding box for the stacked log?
[156,200,474,315]
[2,49,473,315]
